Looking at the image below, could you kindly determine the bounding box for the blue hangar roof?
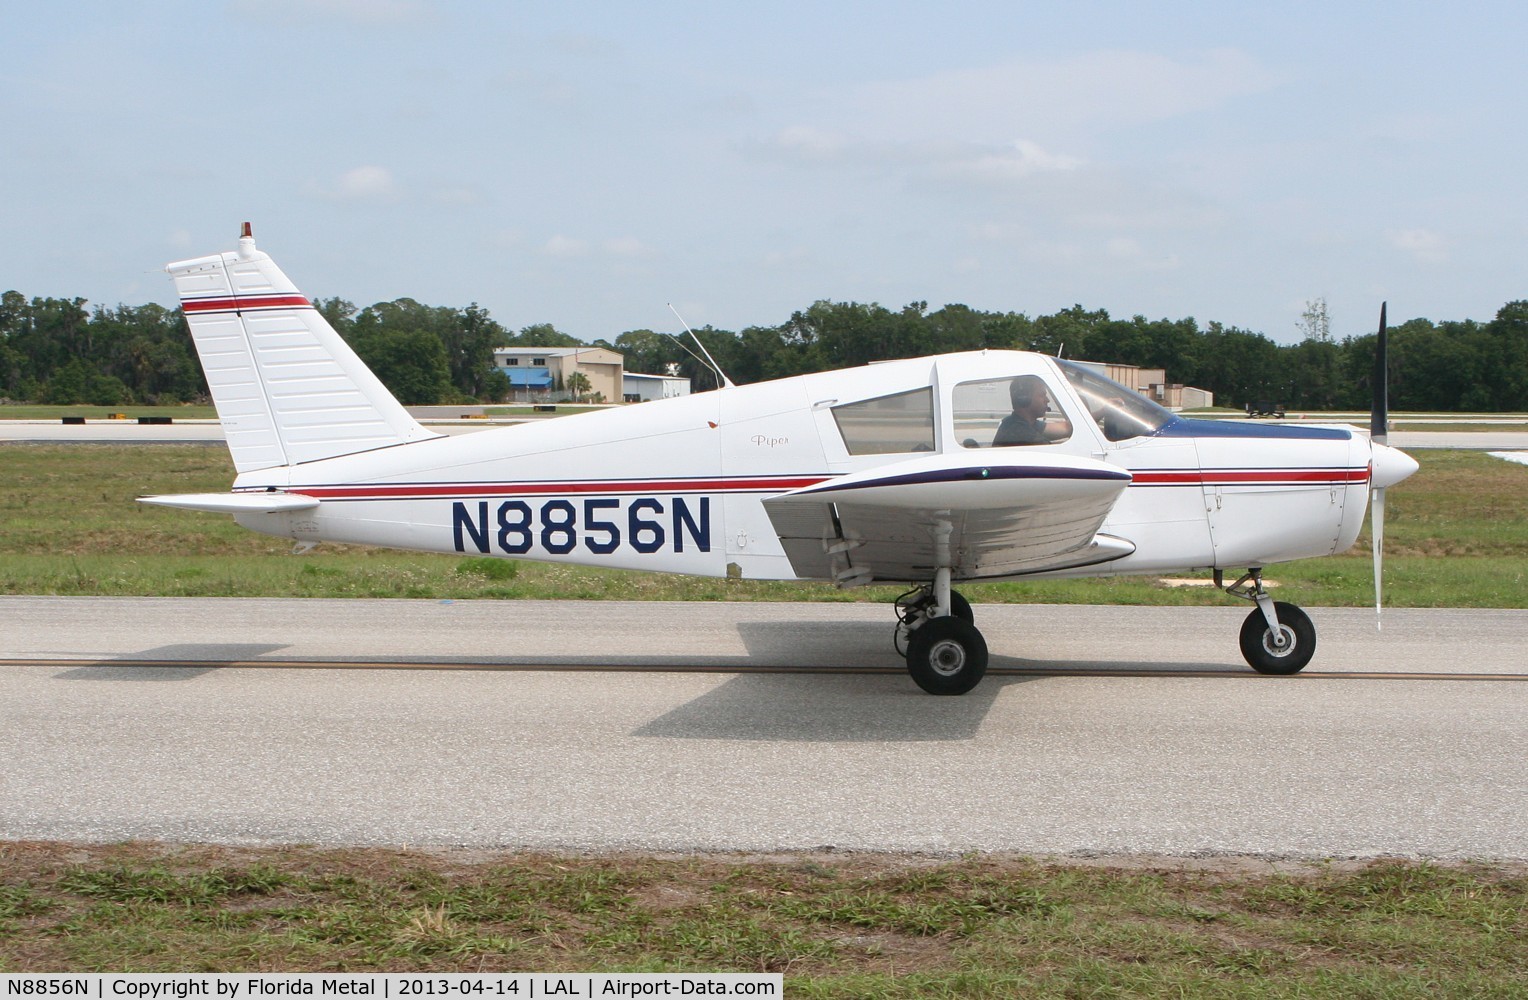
[504,368,554,387]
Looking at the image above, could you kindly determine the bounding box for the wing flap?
[764,452,1133,583]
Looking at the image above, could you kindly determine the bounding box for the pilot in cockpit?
[993,375,1071,446]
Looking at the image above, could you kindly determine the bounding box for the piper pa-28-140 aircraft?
[142,225,1419,694]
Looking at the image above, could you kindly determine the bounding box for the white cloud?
[1106,236,1181,271]
[1362,113,1452,144]
[760,246,815,270]
[938,139,1083,182]
[497,69,582,110]
[339,166,397,199]
[548,32,624,60]
[430,186,485,207]
[969,226,1087,264]
[543,235,589,258]
[771,126,853,163]
[306,165,400,202]
[490,229,524,250]
[757,129,1082,187]
[1390,227,1449,263]
[540,235,655,259]
[1107,236,1144,259]
[232,0,424,26]
[602,236,654,258]
[849,48,1279,140]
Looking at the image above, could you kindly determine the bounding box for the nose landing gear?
[1220,568,1317,675]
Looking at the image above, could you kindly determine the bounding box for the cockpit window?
[1057,360,1173,442]
[953,376,1072,447]
[831,387,935,455]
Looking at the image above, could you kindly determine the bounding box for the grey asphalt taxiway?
[3,597,1525,859]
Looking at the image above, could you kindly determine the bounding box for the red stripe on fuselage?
[1132,468,1369,486]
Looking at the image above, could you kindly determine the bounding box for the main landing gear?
[894,572,987,695]
[892,566,1319,693]
[1220,568,1316,675]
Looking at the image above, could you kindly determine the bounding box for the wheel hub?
[1262,626,1297,658]
[928,639,967,676]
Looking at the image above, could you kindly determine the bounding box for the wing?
[763,452,1133,585]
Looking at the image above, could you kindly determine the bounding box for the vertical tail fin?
[166,224,441,473]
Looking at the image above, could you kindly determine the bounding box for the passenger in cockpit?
[993,375,1069,446]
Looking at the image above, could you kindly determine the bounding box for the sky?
[2,1,1524,345]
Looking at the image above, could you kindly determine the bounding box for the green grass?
[2,444,1525,605]
[1,843,1524,993]
[481,405,617,415]
[1393,422,1528,431]
[0,404,218,419]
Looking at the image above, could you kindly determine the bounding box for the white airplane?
[143,226,1419,694]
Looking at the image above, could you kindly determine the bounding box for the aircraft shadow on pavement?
[734,619,1237,676]
[459,620,910,670]
[990,655,1245,675]
[54,643,291,682]
[733,620,899,669]
[632,672,1040,743]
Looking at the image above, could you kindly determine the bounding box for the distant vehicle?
[143,226,1417,694]
[1246,401,1286,418]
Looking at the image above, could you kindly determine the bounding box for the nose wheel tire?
[905,616,988,695]
[1238,602,1316,675]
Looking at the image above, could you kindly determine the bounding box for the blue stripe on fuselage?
[1154,416,1353,440]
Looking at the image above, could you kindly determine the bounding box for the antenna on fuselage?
[667,303,736,390]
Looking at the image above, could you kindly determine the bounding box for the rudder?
[167,224,441,473]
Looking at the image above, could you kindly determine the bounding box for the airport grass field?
[2,842,1525,994]
[1,443,1524,607]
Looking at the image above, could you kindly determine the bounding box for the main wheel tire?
[948,589,974,624]
[1239,602,1316,675]
[903,589,974,623]
[906,616,988,695]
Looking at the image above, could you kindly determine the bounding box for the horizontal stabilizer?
[138,492,320,514]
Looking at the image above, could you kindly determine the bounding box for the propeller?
[1367,306,1421,631]
[1371,303,1388,629]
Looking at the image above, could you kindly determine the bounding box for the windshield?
[1056,360,1174,442]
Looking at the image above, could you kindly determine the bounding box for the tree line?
[3,286,1525,411]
